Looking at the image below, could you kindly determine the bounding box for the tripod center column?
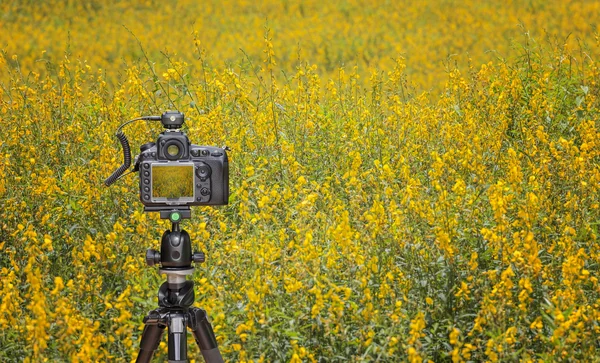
[168,313,188,363]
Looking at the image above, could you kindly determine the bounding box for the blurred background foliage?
[2,0,600,91]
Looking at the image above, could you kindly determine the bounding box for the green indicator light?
[170,212,181,222]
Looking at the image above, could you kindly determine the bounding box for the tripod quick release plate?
[143,207,192,221]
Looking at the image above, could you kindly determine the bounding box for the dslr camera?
[105,111,229,211]
[136,111,229,208]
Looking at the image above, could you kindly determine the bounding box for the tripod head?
[136,207,223,363]
[145,208,205,275]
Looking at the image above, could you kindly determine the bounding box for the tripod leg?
[136,323,165,363]
[188,308,224,363]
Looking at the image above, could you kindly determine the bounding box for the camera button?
[211,152,223,157]
[144,179,150,185]
[144,171,150,177]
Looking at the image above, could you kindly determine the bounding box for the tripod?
[136,209,223,363]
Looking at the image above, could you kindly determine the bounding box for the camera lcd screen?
[152,164,194,200]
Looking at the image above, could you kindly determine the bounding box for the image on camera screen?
[152,164,194,200]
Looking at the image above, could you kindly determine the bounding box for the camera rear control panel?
[191,148,209,157]
[194,162,212,202]
[191,148,225,158]
[140,163,152,201]
[138,161,213,204]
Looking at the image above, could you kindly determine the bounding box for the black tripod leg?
[189,308,224,363]
[136,323,165,363]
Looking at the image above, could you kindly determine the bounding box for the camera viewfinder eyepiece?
[161,111,185,129]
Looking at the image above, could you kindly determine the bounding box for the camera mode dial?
[140,142,156,152]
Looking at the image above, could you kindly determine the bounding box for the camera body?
[136,112,229,208]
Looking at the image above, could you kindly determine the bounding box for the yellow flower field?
[1,0,600,362]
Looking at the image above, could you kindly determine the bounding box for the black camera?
[105,111,229,210]
[137,111,229,208]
